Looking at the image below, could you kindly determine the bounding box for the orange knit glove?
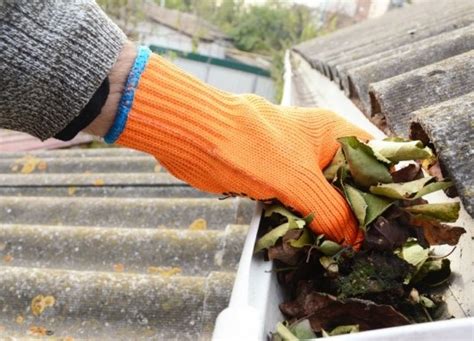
[107,49,371,246]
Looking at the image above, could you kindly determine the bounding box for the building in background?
[131,4,275,102]
[315,0,406,30]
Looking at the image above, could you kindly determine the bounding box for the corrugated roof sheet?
[0,129,93,152]
[0,147,254,339]
[293,0,474,217]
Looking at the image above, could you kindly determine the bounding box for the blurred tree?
[229,3,319,101]
[97,0,146,38]
[98,0,321,101]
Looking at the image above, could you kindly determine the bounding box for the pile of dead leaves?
[254,136,465,340]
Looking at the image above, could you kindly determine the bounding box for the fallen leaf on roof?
[3,254,13,263]
[94,179,105,186]
[15,315,24,325]
[67,186,77,196]
[113,263,125,272]
[11,156,46,174]
[147,266,182,277]
[31,295,55,316]
[154,165,162,172]
[37,161,48,171]
[188,218,207,230]
[28,325,51,336]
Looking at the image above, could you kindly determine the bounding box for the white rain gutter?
[212,50,473,341]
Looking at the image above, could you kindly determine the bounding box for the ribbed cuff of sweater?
[0,1,126,140]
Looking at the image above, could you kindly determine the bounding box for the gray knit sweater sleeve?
[0,0,126,140]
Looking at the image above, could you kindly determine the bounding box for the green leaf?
[323,148,346,181]
[414,180,453,198]
[257,205,310,253]
[320,256,339,274]
[329,325,360,336]
[367,139,433,162]
[344,184,367,227]
[369,176,434,199]
[264,205,300,221]
[264,204,309,229]
[404,202,460,222]
[289,228,313,248]
[318,240,343,256]
[361,191,394,226]
[396,239,429,271]
[338,136,392,188]
[275,322,298,341]
[289,319,316,339]
[420,296,435,308]
[342,184,394,228]
[254,222,292,254]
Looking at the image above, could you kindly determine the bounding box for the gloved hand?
[106,48,371,246]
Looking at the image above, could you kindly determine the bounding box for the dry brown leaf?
[28,325,50,336]
[15,315,24,325]
[410,217,466,246]
[3,254,13,263]
[67,187,77,196]
[37,161,48,171]
[280,286,410,332]
[31,295,55,316]
[11,156,45,174]
[94,179,105,186]
[147,266,182,277]
[113,263,125,272]
[154,165,162,172]
[189,218,207,230]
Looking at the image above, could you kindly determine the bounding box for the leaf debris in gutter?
[253,136,466,339]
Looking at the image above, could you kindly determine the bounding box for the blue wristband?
[104,46,152,144]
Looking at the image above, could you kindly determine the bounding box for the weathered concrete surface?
[326,9,474,86]
[294,0,474,78]
[0,156,159,173]
[0,148,148,159]
[0,224,248,275]
[0,196,253,229]
[410,92,474,217]
[0,266,234,340]
[346,24,474,113]
[0,172,183,186]
[0,185,213,198]
[0,147,255,338]
[369,50,474,137]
